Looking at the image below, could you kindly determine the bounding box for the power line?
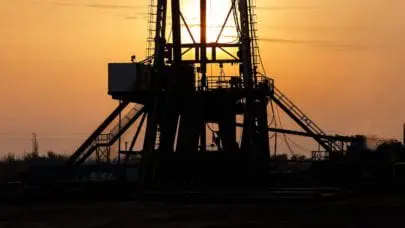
[274,104,314,154]
[275,104,295,156]
[267,100,276,139]
[269,100,277,155]
[286,136,312,152]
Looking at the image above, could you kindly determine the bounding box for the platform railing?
[68,104,145,165]
[198,75,274,91]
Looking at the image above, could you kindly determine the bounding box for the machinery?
[66,0,358,189]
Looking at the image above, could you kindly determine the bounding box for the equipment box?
[108,63,152,94]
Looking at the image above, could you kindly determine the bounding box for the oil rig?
[65,0,357,189]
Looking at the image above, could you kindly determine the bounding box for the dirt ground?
[0,196,404,228]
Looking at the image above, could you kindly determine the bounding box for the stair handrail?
[273,86,341,151]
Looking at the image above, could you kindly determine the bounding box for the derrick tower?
[66,0,356,188]
[143,0,272,186]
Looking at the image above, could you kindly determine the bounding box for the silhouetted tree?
[290,154,306,161]
[4,153,16,164]
[47,151,57,159]
[346,135,372,161]
[24,151,40,161]
[271,154,288,161]
[46,151,68,163]
[375,140,403,163]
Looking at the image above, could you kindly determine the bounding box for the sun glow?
[174,0,240,67]
[179,0,238,43]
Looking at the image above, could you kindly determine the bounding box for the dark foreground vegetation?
[1,138,405,227]
[1,136,405,189]
[0,151,68,185]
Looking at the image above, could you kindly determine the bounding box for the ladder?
[146,0,157,58]
[247,0,261,77]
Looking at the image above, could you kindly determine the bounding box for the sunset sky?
[1,0,405,156]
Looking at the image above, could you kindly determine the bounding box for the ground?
[0,196,404,228]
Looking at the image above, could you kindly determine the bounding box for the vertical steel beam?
[238,0,253,88]
[154,0,167,70]
[239,0,255,152]
[118,100,122,165]
[257,100,270,160]
[199,0,207,152]
[142,0,168,184]
[172,0,182,63]
[200,0,207,89]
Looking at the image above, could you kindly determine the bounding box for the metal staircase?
[245,0,342,154]
[271,87,342,153]
[67,103,145,166]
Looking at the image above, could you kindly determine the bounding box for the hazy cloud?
[83,4,140,9]
[314,43,368,51]
[261,38,324,44]
[256,6,318,11]
[52,1,143,10]
[124,16,139,20]
[0,116,16,122]
[49,1,146,20]
[260,38,368,50]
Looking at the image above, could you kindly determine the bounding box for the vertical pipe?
[200,124,207,152]
[200,0,207,151]
[118,100,122,165]
[172,0,182,63]
[161,0,167,40]
[200,0,207,89]
[274,133,277,158]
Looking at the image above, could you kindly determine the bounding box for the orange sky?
[1,0,405,156]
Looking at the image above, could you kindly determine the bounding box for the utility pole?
[32,132,39,157]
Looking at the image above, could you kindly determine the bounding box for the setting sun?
[179,0,237,43]
[170,0,241,73]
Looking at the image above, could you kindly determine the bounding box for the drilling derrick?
[137,0,273,188]
[66,0,358,189]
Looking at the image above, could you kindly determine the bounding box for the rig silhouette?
[64,0,358,190]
